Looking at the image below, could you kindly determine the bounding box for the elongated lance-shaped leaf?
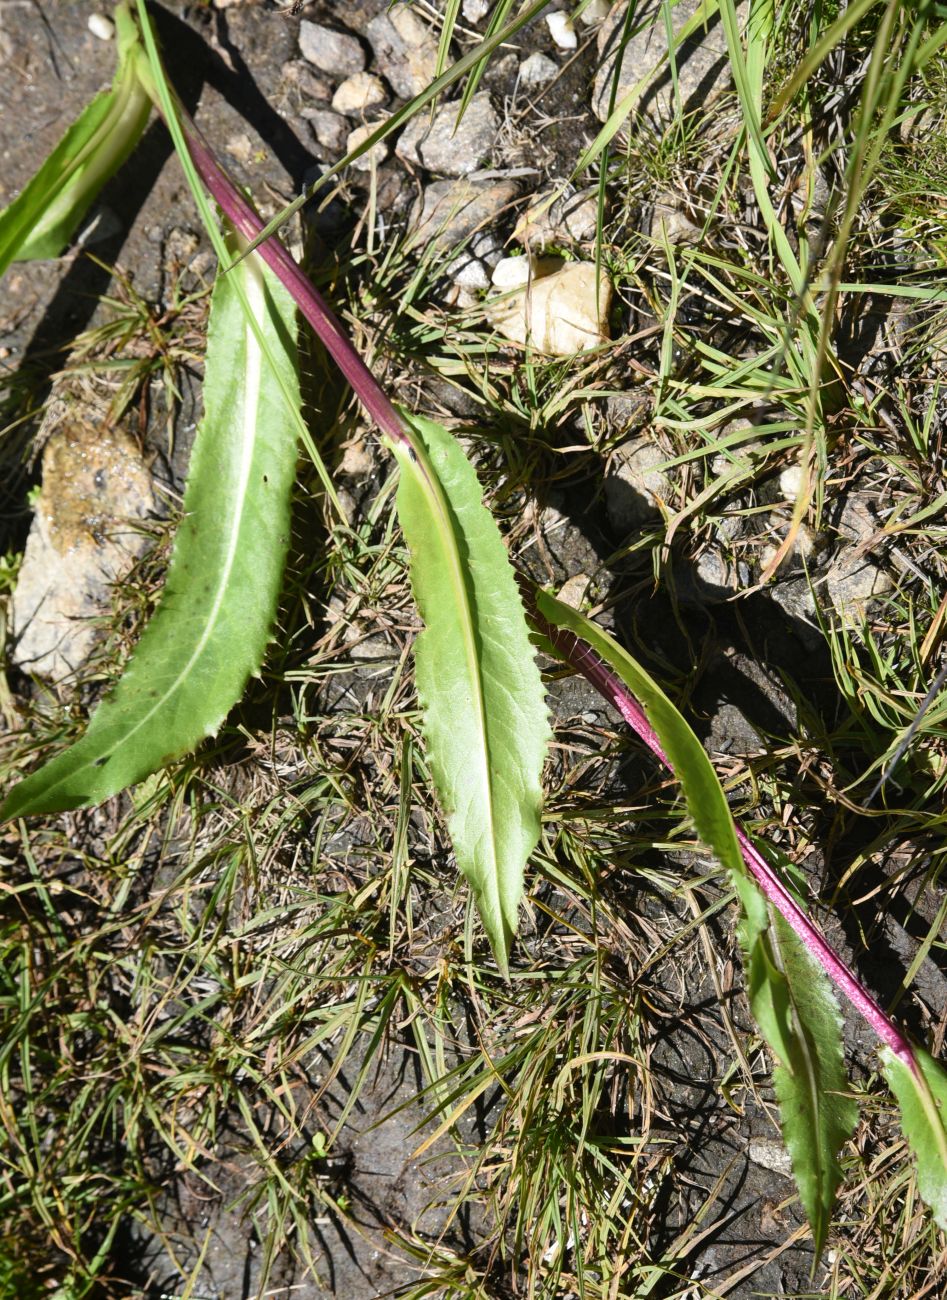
[1,234,300,817]
[530,588,857,1257]
[392,415,550,976]
[0,3,150,278]
[127,4,550,971]
[880,1047,947,1229]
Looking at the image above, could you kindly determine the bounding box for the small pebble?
[87,13,115,40]
[332,71,388,116]
[520,52,558,87]
[779,464,805,498]
[546,11,578,49]
[462,0,490,19]
[299,21,365,77]
[579,0,611,23]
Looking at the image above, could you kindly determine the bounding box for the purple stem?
[178,105,918,1074]
[182,118,411,451]
[529,604,918,1071]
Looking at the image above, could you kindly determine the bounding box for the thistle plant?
[1,0,945,1262]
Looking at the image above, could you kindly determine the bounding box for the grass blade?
[0,232,300,817]
[880,1047,947,1229]
[531,589,857,1254]
[0,2,150,278]
[393,415,550,975]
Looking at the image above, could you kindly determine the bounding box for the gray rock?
[605,437,672,531]
[282,59,332,103]
[520,52,559,88]
[367,8,439,100]
[825,551,892,618]
[694,547,741,600]
[408,176,519,257]
[706,702,762,757]
[12,403,155,684]
[592,0,739,126]
[332,71,388,117]
[299,21,365,78]
[605,391,650,437]
[396,92,497,177]
[305,109,348,154]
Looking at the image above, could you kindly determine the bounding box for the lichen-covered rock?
[395,92,497,177]
[12,401,155,684]
[514,187,600,248]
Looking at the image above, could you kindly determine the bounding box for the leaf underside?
[394,415,550,975]
[881,1045,947,1229]
[1,240,300,818]
[533,589,856,1257]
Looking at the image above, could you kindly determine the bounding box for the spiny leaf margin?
[532,588,857,1256]
[392,414,550,976]
[881,1045,947,1229]
[1,236,300,817]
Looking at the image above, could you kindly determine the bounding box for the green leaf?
[0,235,300,818]
[0,3,150,277]
[881,1045,947,1228]
[533,590,856,1256]
[393,415,549,975]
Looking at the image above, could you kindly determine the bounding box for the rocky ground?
[1,1,946,1298]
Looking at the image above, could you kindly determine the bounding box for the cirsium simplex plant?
[0,0,944,1256]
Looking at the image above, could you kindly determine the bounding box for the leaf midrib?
[51,258,264,785]
[420,450,500,900]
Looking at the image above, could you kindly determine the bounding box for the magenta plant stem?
[531,605,918,1071]
[182,118,411,451]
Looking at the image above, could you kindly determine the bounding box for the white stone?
[346,124,389,171]
[486,260,611,354]
[748,1139,794,1178]
[779,464,805,498]
[491,255,533,290]
[87,13,115,40]
[546,11,578,49]
[520,52,559,87]
[462,0,491,20]
[299,22,365,77]
[332,72,388,116]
